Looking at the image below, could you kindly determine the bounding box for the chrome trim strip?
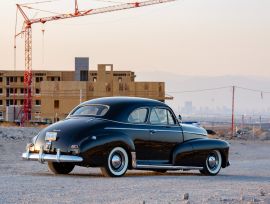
[104,127,182,133]
[98,118,180,127]
[105,126,206,136]
[182,131,207,136]
[136,164,203,170]
[102,120,205,136]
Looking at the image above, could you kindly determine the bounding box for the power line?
[166,85,270,94]
[166,86,231,94]
[235,86,270,94]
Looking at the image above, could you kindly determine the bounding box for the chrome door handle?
[149,130,156,134]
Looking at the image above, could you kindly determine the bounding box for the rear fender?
[79,133,135,166]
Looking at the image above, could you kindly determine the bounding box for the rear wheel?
[48,162,75,174]
[100,147,129,177]
[200,150,222,176]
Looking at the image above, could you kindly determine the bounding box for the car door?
[125,107,153,160]
[148,107,183,162]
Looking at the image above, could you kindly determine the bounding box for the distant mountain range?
[136,72,270,115]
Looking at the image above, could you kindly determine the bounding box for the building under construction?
[0,58,169,123]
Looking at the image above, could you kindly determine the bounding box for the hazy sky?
[0,0,270,76]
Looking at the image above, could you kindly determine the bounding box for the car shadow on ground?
[25,171,201,178]
[24,171,270,182]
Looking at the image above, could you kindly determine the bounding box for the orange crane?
[15,0,175,124]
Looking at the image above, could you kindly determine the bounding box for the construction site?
[0,59,167,123]
[1,0,175,124]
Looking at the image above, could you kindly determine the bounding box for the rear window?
[71,105,109,117]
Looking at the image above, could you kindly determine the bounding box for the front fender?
[173,138,230,168]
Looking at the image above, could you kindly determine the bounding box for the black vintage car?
[22,97,230,177]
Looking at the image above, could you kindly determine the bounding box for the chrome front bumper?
[22,144,83,163]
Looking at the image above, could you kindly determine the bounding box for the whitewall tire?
[200,150,222,176]
[101,147,129,177]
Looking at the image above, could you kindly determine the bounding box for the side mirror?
[206,129,216,135]
[178,114,182,123]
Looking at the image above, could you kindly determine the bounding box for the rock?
[259,188,266,196]
[220,198,229,202]
[183,193,189,200]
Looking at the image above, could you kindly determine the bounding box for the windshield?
[70,105,109,117]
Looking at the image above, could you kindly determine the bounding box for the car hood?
[35,117,104,152]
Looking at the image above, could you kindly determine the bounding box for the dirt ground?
[0,127,270,204]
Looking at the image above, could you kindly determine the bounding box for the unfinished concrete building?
[0,59,168,122]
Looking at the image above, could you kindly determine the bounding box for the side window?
[150,108,176,125]
[150,108,167,125]
[128,108,148,124]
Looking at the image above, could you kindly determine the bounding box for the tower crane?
[15,0,175,124]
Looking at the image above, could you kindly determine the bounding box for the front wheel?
[200,150,222,176]
[48,162,75,174]
[100,147,129,177]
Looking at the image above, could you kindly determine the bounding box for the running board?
[131,152,203,170]
[135,164,203,170]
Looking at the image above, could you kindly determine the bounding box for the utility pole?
[231,85,235,138]
[259,115,262,129]
[241,114,244,130]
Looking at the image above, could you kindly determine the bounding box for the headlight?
[26,143,35,152]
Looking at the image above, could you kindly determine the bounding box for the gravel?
[0,126,270,204]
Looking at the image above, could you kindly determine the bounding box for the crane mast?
[16,0,175,124]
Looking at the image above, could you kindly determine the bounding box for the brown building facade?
[0,64,168,122]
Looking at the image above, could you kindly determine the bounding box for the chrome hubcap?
[208,156,217,168]
[207,151,220,172]
[111,154,122,169]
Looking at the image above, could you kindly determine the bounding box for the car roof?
[80,97,168,122]
[82,96,165,106]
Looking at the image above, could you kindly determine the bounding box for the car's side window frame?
[166,108,178,126]
[148,106,179,126]
[127,107,150,124]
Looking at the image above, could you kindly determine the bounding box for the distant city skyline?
[180,100,269,116]
[137,72,270,115]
